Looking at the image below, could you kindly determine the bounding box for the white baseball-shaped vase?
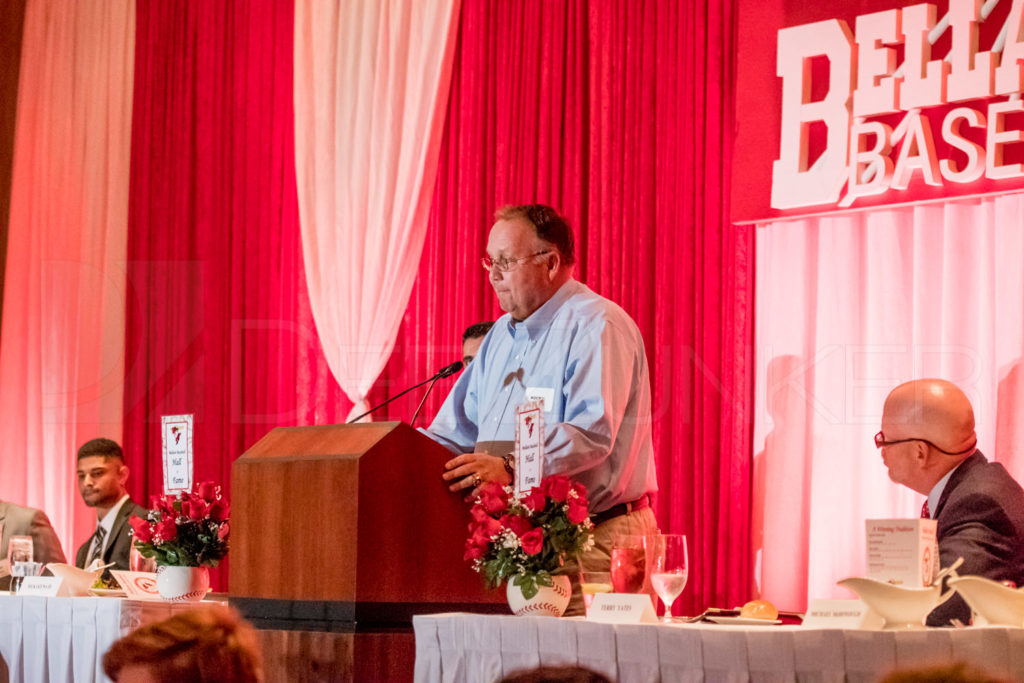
[506,575,571,617]
[156,565,210,602]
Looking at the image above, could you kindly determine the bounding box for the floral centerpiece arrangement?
[130,481,230,568]
[464,474,594,600]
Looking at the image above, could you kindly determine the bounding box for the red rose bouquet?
[465,474,594,599]
[130,481,230,568]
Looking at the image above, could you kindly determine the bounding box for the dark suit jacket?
[0,501,67,589]
[75,499,149,573]
[927,450,1024,626]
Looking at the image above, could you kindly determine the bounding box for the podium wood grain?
[255,628,414,682]
[230,421,503,618]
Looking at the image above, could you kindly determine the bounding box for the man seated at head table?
[877,378,1024,626]
[425,203,659,615]
[75,438,149,576]
[0,499,66,588]
[462,321,494,366]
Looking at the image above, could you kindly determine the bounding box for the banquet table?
[0,594,220,683]
[412,613,1024,682]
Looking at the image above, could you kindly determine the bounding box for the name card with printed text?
[19,577,62,597]
[866,518,938,587]
[162,414,194,493]
[802,599,882,629]
[587,593,659,623]
[514,401,544,494]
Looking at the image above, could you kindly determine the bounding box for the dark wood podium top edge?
[270,421,402,432]
[237,422,417,462]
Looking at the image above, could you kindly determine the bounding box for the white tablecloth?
[0,595,206,683]
[413,613,1024,683]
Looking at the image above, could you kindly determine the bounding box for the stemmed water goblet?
[647,534,688,622]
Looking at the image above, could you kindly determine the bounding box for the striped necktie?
[921,500,931,519]
[86,526,107,566]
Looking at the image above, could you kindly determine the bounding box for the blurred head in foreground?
[877,378,977,495]
[501,666,612,683]
[103,607,263,683]
[879,661,1009,683]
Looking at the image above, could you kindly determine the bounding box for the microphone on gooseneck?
[347,361,464,425]
[434,361,463,379]
[410,361,463,427]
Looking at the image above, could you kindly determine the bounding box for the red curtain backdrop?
[124,0,349,588]
[374,0,752,614]
[0,0,27,309]
[121,0,749,608]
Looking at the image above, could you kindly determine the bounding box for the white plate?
[88,588,127,598]
[706,616,782,626]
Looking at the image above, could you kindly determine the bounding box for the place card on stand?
[111,570,161,600]
[865,518,938,587]
[802,599,882,629]
[587,593,659,623]
[514,401,544,495]
[162,413,194,494]
[19,577,62,597]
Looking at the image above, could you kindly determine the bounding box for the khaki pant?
[561,506,659,617]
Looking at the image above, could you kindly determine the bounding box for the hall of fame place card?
[162,414,194,494]
[514,401,544,495]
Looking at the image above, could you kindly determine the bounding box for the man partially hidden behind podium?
[75,438,148,573]
[877,379,1024,626]
[427,204,658,615]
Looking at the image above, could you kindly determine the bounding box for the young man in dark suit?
[74,438,148,573]
[877,379,1024,626]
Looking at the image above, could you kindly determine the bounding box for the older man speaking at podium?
[425,204,658,614]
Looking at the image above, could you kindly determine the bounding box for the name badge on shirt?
[524,387,554,413]
[514,401,545,494]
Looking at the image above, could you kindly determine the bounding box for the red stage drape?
[124,0,348,589]
[123,0,750,610]
[374,0,752,614]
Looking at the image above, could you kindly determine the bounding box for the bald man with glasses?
[876,378,1024,626]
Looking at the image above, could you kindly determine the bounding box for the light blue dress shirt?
[426,279,657,513]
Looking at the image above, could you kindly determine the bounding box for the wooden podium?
[229,421,504,632]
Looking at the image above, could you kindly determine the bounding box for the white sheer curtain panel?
[293,0,461,420]
[0,0,134,553]
[753,193,1024,612]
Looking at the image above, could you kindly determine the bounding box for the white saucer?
[706,616,782,626]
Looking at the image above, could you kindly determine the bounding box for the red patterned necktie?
[921,501,931,519]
